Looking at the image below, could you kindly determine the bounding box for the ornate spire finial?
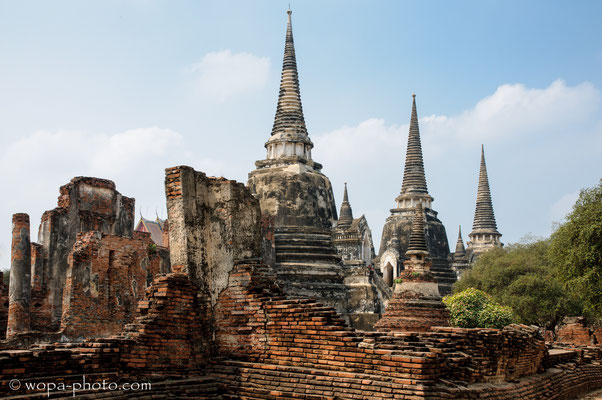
[400,94,429,196]
[337,182,353,228]
[270,8,308,138]
[471,145,499,233]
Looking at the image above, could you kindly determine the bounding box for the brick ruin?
[0,166,601,399]
[1,10,601,400]
[1,177,170,344]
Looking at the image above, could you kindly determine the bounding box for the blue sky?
[1,0,601,268]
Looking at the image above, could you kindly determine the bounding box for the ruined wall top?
[39,176,135,243]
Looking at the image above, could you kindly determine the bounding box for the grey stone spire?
[454,225,466,257]
[406,204,428,254]
[337,183,353,228]
[262,9,313,163]
[471,145,499,234]
[467,145,502,255]
[400,94,428,196]
[270,8,309,139]
[395,95,433,210]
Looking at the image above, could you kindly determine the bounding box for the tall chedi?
[467,145,503,257]
[377,95,456,295]
[247,9,349,320]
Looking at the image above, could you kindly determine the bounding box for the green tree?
[443,288,516,329]
[454,239,578,328]
[549,180,602,321]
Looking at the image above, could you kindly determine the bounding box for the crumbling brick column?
[7,213,32,338]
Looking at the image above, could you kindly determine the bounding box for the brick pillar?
[7,213,32,338]
[162,219,169,248]
[30,243,44,292]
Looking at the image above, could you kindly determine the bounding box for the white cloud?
[420,79,600,159]
[0,127,183,269]
[315,79,601,171]
[549,190,580,224]
[313,118,405,175]
[313,80,602,251]
[189,50,270,103]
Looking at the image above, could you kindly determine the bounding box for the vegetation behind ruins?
[443,287,517,329]
[454,180,602,329]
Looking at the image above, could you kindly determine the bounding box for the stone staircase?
[272,227,350,318]
[274,227,341,264]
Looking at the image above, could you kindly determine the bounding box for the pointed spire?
[471,145,499,233]
[337,182,353,228]
[406,204,428,253]
[400,94,429,196]
[455,225,466,257]
[271,8,308,138]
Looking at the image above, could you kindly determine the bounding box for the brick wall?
[117,273,207,377]
[556,317,599,346]
[59,231,168,340]
[1,263,601,399]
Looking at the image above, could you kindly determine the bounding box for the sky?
[0,0,601,269]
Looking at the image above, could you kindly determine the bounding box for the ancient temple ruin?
[247,9,389,328]
[2,177,170,343]
[377,94,457,295]
[0,9,599,400]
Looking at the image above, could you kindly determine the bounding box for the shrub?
[443,288,517,329]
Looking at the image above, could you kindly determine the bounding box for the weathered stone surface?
[165,165,261,344]
[248,162,338,230]
[343,262,391,330]
[333,184,392,330]
[379,206,455,294]
[166,166,261,301]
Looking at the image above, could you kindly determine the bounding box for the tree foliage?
[453,240,579,328]
[549,179,602,320]
[443,288,516,329]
